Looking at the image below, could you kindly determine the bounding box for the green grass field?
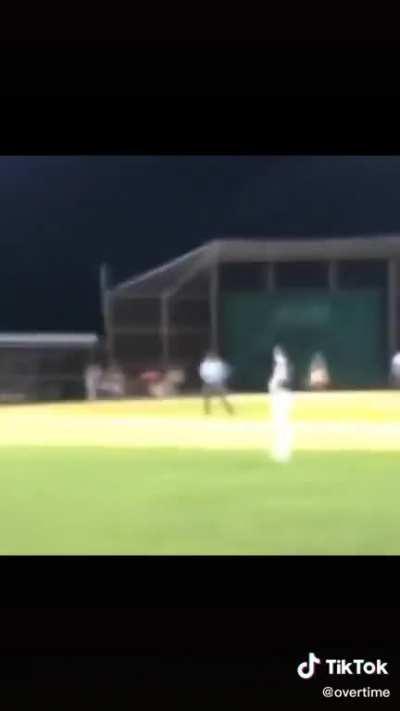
[0,392,399,554]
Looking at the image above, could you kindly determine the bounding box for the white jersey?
[268,355,290,393]
[391,353,400,376]
[199,358,228,386]
[268,352,293,462]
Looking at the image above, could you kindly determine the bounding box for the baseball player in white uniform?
[268,345,293,462]
[390,351,400,388]
[85,363,102,401]
[199,351,234,415]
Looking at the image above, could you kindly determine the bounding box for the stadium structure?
[104,236,400,391]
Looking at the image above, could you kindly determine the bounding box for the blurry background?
[3,155,400,333]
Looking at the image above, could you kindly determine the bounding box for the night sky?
[3,155,400,334]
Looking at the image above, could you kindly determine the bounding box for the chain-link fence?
[0,334,99,403]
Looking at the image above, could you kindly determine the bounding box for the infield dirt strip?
[0,398,400,451]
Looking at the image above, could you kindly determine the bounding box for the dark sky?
[3,155,400,333]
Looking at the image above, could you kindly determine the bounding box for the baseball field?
[0,391,399,554]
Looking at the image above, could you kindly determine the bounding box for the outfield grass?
[0,446,399,554]
[0,392,399,554]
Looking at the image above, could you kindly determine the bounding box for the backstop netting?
[107,237,400,392]
[0,333,99,403]
[108,244,216,391]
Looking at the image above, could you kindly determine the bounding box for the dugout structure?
[0,333,99,402]
[105,237,400,390]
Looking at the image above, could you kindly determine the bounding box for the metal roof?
[0,333,98,348]
[213,235,400,261]
[112,235,400,298]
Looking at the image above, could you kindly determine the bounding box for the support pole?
[267,262,275,292]
[328,260,338,292]
[209,242,219,352]
[388,259,397,359]
[100,263,114,364]
[161,294,170,370]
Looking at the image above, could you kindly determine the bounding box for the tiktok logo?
[297,653,389,680]
[297,652,321,679]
